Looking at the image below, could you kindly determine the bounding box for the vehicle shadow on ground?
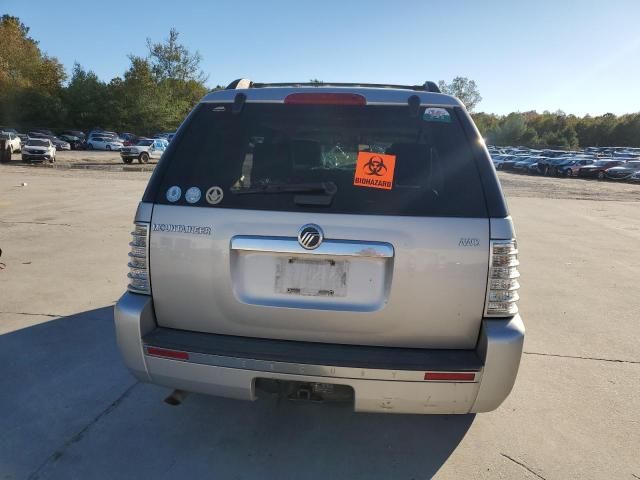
[0,307,474,480]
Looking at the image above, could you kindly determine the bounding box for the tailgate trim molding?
[231,235,394,258]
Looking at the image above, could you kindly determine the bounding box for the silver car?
[115,80,525,414]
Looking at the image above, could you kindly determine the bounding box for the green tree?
[139,29,208,132]
[63,63,110,130]
[471,112,499,137]
[0,15,66,127]
[437,77,482,112]
[146,28,207,83]
[487,113,538,146]
[117,56,170,135]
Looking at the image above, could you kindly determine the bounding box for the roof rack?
[225,79,441,93]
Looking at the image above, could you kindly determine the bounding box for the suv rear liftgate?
[115,81,524,414]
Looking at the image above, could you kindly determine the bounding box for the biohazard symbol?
[364,156,388,176]
[353,152,396,190]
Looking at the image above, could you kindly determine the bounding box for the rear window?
[154,103,488,217]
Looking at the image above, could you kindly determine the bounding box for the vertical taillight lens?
[485,239,520,316]
[127,223,150,295]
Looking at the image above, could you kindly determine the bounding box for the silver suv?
[115,80,524,414]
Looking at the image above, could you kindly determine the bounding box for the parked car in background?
[22,138,56,163]
[491,154,512,169]
[86,136,124,151]
[119,133,138,146]
[26,132,70,151]
[557,159,595,177]
[27,131,49,139]
[31,128,56,137]
[577,159,625,179]
[513,157,539,173]
[60,130,86,141]
[51,137,71,150]
[605,160,640,180]
[0,131,22,153]
[526,162,540,174]
[545,158,577,176]
[88,130,123,144]
[120,138,167,163]
[498,156,526,171]
[58,134,85,150]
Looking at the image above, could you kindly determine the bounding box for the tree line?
[1,14,639,147]
[436,78,640,149]
[473,111,640,149]
[0,15,210,136]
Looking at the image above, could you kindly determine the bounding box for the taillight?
[485,239,520,316]
[127,222,150,294]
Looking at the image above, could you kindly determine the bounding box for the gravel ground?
[498,171,640,202]
[5,149,157,172]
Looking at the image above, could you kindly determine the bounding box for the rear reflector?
[284,93,366,105]
[146,347,190,361]
[424,372,476,381]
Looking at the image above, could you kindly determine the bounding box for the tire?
[139,152,150,164]
[106,145,111,151]
[565,169,572,177]
[87,143,94,150]
[597,171,605,180]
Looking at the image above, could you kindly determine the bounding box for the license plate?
[275,257,348,297]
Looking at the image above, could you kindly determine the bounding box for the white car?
[22,138,56,163]
[86,136,124,151]
[0,131,22,153]
[120,138,167,164]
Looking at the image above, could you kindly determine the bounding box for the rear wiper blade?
[233,181,338,195]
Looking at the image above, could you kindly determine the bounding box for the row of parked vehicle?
[0,127,175,164]
[488,146,640,182]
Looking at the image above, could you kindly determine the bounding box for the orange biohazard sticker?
[353,152,396,190]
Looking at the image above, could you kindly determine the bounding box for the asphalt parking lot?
[1,164,639,480]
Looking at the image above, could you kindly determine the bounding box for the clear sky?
[3,0,640,115]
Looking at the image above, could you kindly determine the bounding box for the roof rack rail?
[225,79,441,93]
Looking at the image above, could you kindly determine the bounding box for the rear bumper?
[114,292,524,414]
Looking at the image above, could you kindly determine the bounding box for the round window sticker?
[166,185,182,203]
[185,187,202,204]
[205,186,224,205]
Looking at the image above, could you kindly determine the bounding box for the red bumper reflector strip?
[147,347,190,361]
[284,92,366,105]
[424,372,476,381]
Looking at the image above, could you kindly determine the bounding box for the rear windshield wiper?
[233,181,338,196]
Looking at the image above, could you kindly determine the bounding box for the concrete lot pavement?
[1,165,639,479]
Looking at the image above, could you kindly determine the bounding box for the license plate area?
[275,257,348,298]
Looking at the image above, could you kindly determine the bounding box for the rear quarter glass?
[149,103,489,217]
